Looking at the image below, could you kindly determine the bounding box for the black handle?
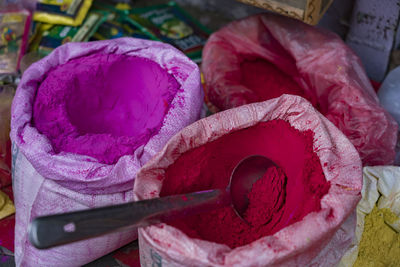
[29,189,229,249]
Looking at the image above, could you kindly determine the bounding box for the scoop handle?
[29,189,229,249]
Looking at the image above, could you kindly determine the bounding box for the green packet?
[129,1,211,63]
[91,0,132,16]
[90,1,156,41]
[89,7,155,41]
[91,18,155,41]
[38,11,106,56]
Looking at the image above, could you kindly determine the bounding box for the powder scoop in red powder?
[161,119,330,248]
[244,166,286,228]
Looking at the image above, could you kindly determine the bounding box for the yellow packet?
[0,190,15,220]
[34,0,93,26]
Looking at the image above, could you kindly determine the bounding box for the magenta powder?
[32,53,180,164]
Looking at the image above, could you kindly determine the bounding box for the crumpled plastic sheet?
[10,37,204,267]
[134,95,362,267]
[201,13,398,166]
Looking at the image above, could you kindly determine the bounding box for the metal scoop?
[29,155,278,249]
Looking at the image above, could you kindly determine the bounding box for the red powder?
[240,59,314,104]
[244,166,286,228]
[161,120,330,248]
[111,244,140,267]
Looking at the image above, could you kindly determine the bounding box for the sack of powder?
[201,13,398,166]
[10,37,203,266]
[339,166,400,266]
[134,94,362,266]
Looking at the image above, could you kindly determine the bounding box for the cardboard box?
[236,0,333,25]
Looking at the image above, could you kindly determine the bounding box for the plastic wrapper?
[37,11,106,56]
[128,1,211,63]
[0,86,14,188]
[338,166,400,266]
[34,0,93,26]
[89,1,155,42]
[0,8,31,74]
[91,19,154,41]
[134,94,362,267]
[201,13,398,166]
[92,0,132,15]
[10,37,203,266]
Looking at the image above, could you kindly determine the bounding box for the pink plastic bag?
[201,14,398,166]
[134,95,362,266]
[10,38,203,266]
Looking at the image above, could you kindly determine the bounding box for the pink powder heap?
[33,53,180,164]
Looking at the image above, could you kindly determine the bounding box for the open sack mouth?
[202,14,397,166]
[32,53,180,164]
[134,94,362,267]
[9,35,205,267]
[160,119,330,249]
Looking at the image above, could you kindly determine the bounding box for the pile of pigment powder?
[354,206,400,267]
[33,54,180,164]
[161,119,330,248]
[239,58,316,107]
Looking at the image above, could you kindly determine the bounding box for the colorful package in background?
[89,0,155,41]
[28,22,53,52]
[91,18,155,41]
[38,11,105,56]
[122,16,159,41]
[129,1,211,62]
[91,20,124,40]
[34,0,93,26]
[0,9,31,74]
[92,0,132,16]
[0,86,14,188]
